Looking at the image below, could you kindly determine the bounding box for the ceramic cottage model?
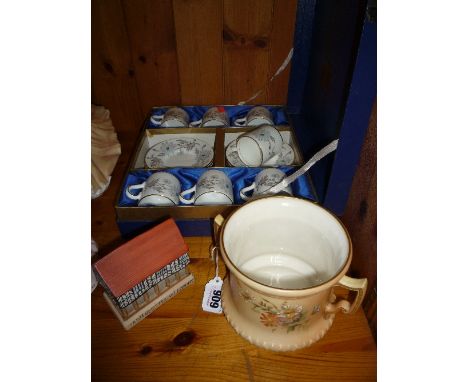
[93,218,194,330]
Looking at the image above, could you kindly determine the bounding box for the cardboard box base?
[115,115,314,235]
[117,219,212,238]
[103,273,195,330]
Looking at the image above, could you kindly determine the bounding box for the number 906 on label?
[202,277,223,314]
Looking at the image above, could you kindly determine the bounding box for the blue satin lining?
[147,105,289,128]
[119,167,315,206]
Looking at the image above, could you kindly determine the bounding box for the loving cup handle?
[209,214,225,262]
[325,275,368,315]
[213,214,224,237]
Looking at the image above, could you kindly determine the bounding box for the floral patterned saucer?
[226,140,294,167]
[145,138,214,168]
[225,140,244,167]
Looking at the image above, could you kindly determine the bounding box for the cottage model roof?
[94,218,189,297]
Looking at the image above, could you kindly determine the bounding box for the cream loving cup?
[239,168,292,201]
[179,170,234,206]
[213,196,367,351]
[125,172,181,206]
[236,125,283,167]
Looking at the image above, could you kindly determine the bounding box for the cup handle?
[189,119,202,127]
[239,184,256,201]
[179,186,196,204]
[209,215,225,262]
[150,115,163,126]
[213,214,224,237]
[234,117,247,126]
[125,183,145,200]
[324,275,368,315]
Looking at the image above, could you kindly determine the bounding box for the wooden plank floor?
[91,149,377,382]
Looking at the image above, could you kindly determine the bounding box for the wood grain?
[267,0,298,104]
[92,131,376,381]
[91,0,144,133]
[363,285,377,341]
[122,0,181,111]
[92,0,297,138]
[91,6,376,377]
[92,240,376,382]
[223,0,274,104]
[341,100,377,340]
[173,0,224,105]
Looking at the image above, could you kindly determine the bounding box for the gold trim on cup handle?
[214,214,224,238]
[325,275,368,315]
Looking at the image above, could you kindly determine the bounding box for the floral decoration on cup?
[240,290,319,333]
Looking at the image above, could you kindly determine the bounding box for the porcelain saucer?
[225,140,244,167]
[263,143,295,166]
[145,138,214,168]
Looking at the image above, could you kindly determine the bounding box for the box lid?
[94,218,189,297]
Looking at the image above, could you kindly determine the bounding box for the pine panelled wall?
[92,0,377,338]
[92,0,297,141]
